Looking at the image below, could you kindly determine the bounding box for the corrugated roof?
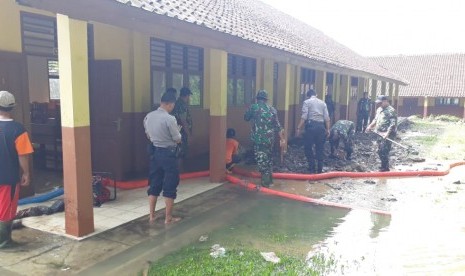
[370,54,465,97]
[113,0,405,83]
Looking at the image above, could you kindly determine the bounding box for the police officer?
[244,90,285,188]
[365,95,398,172]
[357,92,372,132]
[144,92,182,224]
[329,120,355,160]
[297,89,330,174]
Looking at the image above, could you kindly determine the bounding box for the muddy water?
[207,166,465,274]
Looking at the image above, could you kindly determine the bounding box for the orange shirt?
[225,138,239,163]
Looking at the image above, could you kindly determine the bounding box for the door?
[89,60,123,178]
[0,51,32,197]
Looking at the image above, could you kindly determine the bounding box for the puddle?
[150,166,465,274]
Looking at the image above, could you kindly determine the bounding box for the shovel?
[373,131,412,151]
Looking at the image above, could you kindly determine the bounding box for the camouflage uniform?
[171,98,192,158]
[244,90,283,187]
[329,120,355,160]
[357,97,372,132]
[373,105,397,171]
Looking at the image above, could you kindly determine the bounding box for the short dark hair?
[226,128,236,138]
[161,92,177,103]
[0,106,13,112]
[166,88,177,94]
[306,89,316,97]
[180,87,192,97]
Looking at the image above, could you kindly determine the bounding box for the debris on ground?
[199,235,208,242]
[364,180,376,185]
[260,252,281,263]
[381,195,397,202]
[452,180,462,185]
[210,244,226,258]
[15,199,65,219]
[242,117,421,174]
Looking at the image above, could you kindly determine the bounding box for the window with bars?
[300,68,315,101]
[227,54,256,106]
[21,12,57,57]
[435,97,460,106]
[150,38,203,106]
[48,60,60,100]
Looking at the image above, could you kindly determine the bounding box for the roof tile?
[114,0,404,82]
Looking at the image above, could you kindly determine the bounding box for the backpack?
[92,175,111,207]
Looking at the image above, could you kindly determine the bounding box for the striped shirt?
[144,107,182,148]
[301,96,330,123]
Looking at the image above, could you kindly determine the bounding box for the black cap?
[180,87,192,97]
[161,92,177,103]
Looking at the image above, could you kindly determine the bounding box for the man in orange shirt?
[0,91,34,249]
[225,128,240,173]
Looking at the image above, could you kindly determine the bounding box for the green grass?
[147,246,337,276]
[408,118,465,160]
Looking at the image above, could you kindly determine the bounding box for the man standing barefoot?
[144,93,182,224]
[0,91,33,249]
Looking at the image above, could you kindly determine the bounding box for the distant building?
[370,54,465,119]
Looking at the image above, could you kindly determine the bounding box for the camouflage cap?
[256,90,268,100]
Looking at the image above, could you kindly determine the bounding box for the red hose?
[105,171,210,190]
[226,175,391,216]
[233,161,465,180]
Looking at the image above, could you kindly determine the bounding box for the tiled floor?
[20,177,223,240]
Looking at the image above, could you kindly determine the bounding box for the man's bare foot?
[164,216,182,225]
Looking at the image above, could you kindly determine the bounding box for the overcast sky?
[260,0,465,56]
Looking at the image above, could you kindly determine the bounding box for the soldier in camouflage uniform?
[244,90,285,187]
[329,120,355,160]
[366,95,397,172]
[171,87,193,160]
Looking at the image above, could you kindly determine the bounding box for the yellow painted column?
[340,75,350,120]
[393,83,399,110]
[57,14,94,237]
[205,48,228,182]
[315,70,326,99]
[371,79,378,118]
[423,96,429,118]
[277,62,291,140]
[262,59,274,105]
[132,32,151,112]
[388,82,394,97]
[333,74,341,120]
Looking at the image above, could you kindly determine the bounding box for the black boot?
[317,162,323,174]
[0,221,13,249]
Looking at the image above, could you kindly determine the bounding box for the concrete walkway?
[0,179,241,275]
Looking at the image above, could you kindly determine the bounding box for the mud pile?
[244,118,417,173]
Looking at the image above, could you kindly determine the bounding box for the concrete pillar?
[357,77,365,99]
[333,74,341,120]
[315,70,326,99]
[262,59,274,105]
[423,96,429,118]
[205,48,228,182]
[57,14,94,237]
[394,83,400,110]
[277,62,291,140]
[371,79,378,118]
[340,75,350,120]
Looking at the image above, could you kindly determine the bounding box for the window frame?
[150,38,204,107]
[227,54,257,106]
[435,97,460,106]
[47,59,60,100]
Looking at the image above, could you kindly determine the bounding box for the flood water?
[155,166,465,274]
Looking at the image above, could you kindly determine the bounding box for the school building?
[0,0,406,237]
